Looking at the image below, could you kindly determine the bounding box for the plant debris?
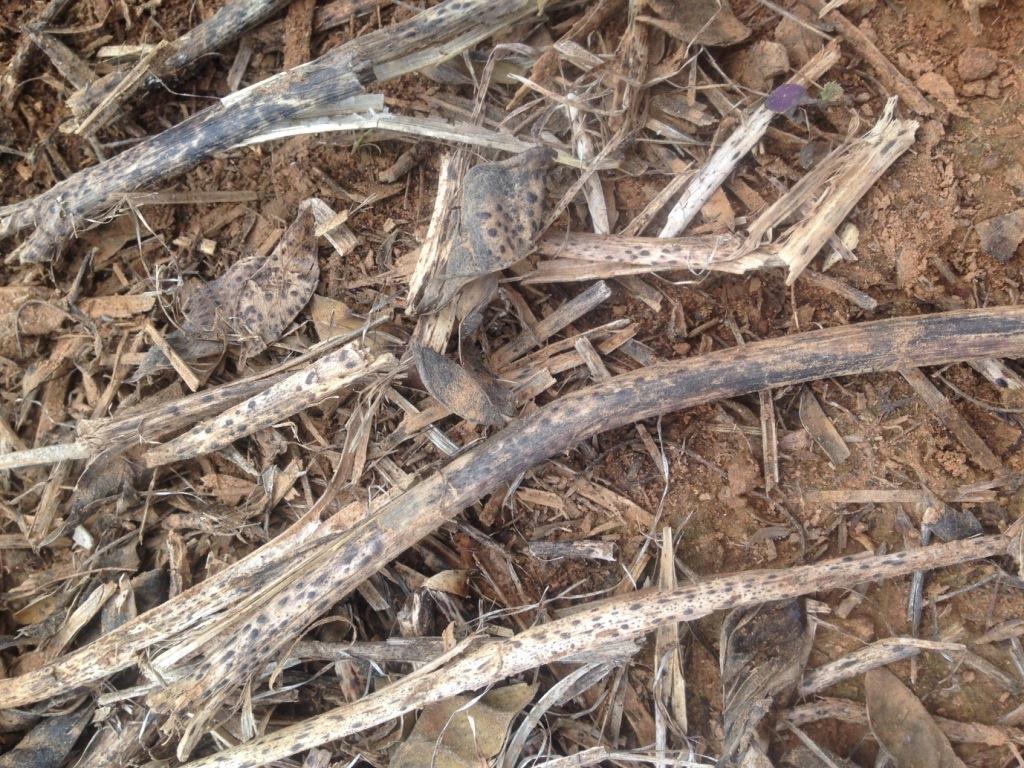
[2,0,1024,766]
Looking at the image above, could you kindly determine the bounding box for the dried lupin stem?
[2,308,1023,714]
[658,40,841,238]
[183,533,1018,768]
[144,342,396,467]
[1,0,541,263]
[772,98,918,284]
[799,638,965,696]
[527,232,780,284]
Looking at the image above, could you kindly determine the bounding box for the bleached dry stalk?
[240,111,597,169]
[773,98,917,283]
[182,533,1018,768]
[0,318,388,471]
[799,638,965,696]
[784,698,1019,746]
[65,0,297,124]
[526,232,780,284]
[144,343,396,466]
[2,308,1023,727]
[658,40,841,238]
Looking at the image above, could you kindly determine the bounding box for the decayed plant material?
[134,199,320,381]
[179,531,1020,768]
[719,600,813,766]
[865,667,968,768]
[0,0,541,263]
[392,683,536,768]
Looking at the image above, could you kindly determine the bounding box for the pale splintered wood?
[799,638,964,696]
[658,41,841,238]
[3,308,1024,714]
[776,98,918,284]
[144,343,395,467]
[528,232,780,284]
[492,281,612,367]
[182,534,1015,768]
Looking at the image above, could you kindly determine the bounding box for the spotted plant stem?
[184,534,1014,768]
[658,40,840,238]
[1,307,1022,714]
[0,0,539,263]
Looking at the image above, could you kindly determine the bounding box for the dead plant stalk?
[184,533,1017,768]
[1,307,1023,718]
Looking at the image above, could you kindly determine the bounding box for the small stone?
[957,46,998,81]
[728,40,789,92]
[976,208,1024,263]
[985,78,1001,98]
[1004,163,1024,194]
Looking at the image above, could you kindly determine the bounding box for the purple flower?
[766,83,808,113]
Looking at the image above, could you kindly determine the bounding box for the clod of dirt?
[719,599,813,766]
[728,41,790,92]
[641,0,750,47]
[975,208,1024,263]
[957,46,998,82]
[134,201,319,378]
[865,667,967,768]
[773,6,823,67]
[915,71,967,117]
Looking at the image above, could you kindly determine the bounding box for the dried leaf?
[976,208,1024,264]
[423,570,471,597]
[413,345,513,426]
[0,287,65,359]
[641,0,749,47]
[135,201,319,378]
[391,683,536,768]
[798,388,850,466]
[865,667,967,768]
[309,294,363,341]
[421,148,553,310]
[0,707,91,768]
[720,599,813,766]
